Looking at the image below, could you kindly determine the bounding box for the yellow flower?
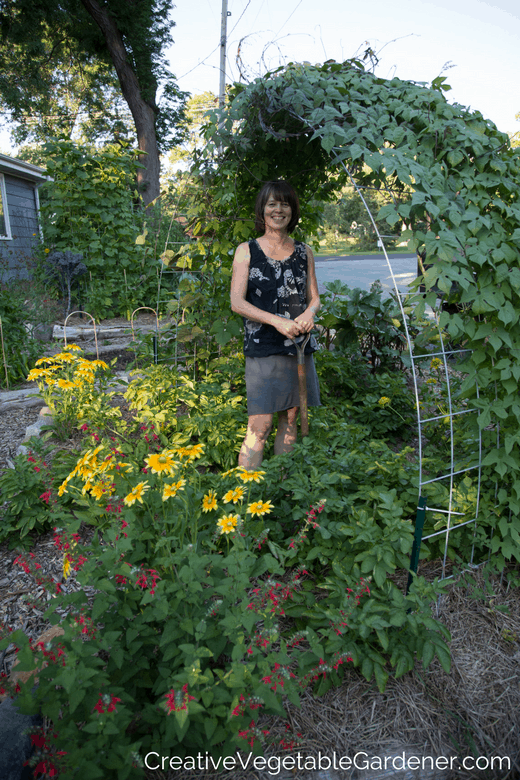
[27,368,46,381]
[75,366,95,382]
[81,480,94,496]
[54,352,75,362]
[57,379,76,390]
[430,357,442,370]
[247,500,274,516]
[35,357,55,366]
[223,486,246,504]
[79,446,104,467]
[145,452,178,475]
[116,462,134,474]
[202,491,218,512]
[162,484,176,501]
[378,396,391,408]
[64,344,82,352]
[77,465,94,480]
[217,514,239,535]
[220,467,240,478]
[91,481,112,500]
[58,480,69,496]
[123,481,150,506]
[91,359,109,369]
[63,556,72,580]
[237,469,265,484]
[162,478,187,501]
[175,443,204,462]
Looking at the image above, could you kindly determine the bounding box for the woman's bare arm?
[294,244,320,333]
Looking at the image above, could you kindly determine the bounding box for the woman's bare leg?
[274,407,299,455]
[238,413,273,470]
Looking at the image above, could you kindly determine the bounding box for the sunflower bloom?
[57,379,76,390]
[247,500,274,516]
[123,481,150,506]
[223,486,246,504]
[162,478,186,501]
[54,352,75,362]
[217,514,239,535]
[27,368,47,381]
[175,443,204,462]
[220,466,240,478]
[91,482,112,500]
[202,491,218,512]
[35,356,56,366]
[145,452,178,475]
[81,480,94,496]
[237,469,265,484]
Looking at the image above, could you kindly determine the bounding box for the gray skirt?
[245,354,321,415]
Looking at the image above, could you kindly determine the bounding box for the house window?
[0,173,11,240]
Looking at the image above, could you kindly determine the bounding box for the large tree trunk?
[80,0,160,206]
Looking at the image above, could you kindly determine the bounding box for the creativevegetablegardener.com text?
[144,750,512,775]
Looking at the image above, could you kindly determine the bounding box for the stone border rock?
[0,372,133,462]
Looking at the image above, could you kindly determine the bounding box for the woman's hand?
[271,316,303,339]
[294,312,314,334]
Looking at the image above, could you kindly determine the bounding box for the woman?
[230,180,321,469]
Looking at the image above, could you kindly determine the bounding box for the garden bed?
[1,533,519,780]
[0,320,514,779]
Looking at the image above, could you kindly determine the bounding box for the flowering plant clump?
[0,349,455,778]
[26,344,118,439]
[0,439,78,543]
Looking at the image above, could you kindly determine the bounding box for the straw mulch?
[150,565,520,780]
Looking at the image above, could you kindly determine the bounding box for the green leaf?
[435,645,452,673]
[421,639,435,669]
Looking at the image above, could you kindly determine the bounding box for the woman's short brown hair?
[254,180,300,233]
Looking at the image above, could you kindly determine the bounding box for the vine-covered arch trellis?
[184,58,520,570]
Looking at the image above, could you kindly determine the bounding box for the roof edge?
[0,152,50,184]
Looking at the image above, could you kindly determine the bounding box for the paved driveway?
[315,253,417,298]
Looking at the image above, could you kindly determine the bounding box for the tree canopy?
[0,0,188,204]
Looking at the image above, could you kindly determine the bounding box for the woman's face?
[263,196,292,232]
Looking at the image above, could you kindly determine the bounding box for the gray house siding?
[1,175,40,278]
[0,154,48,282]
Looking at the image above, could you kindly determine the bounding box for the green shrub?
[0,285,42,386]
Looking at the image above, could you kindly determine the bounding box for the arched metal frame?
[133,137,486,582]
[338,157,483,582]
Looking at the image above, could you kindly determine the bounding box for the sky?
[1,0,519,153]
[170,0,520,135]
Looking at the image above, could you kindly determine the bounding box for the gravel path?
[0,402,42,472]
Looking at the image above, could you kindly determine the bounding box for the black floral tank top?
[242,239,318,357]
